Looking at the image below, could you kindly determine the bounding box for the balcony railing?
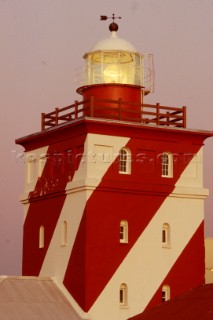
[41,96,186,131]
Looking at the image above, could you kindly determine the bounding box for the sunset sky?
[1,0,213,275]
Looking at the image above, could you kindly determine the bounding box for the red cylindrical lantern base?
[76,84,144,121]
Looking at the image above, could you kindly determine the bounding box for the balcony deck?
[41,96,186,131]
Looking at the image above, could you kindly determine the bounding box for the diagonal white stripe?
[39,134,130,315]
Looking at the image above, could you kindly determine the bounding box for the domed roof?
[91,31,137,52]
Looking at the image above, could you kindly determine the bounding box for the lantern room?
[76,18,154,98]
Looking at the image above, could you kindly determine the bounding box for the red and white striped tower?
[16,15,213,320]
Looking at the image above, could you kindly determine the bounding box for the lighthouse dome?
[91,31,137,52]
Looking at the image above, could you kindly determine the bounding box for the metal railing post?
[41,113,45,131]
[182,106,187,128]
[156,103,160,125]
[118,98,122,120]
[55,108,59,126]
[90,96,94,117]
[74,101,78,119]
[166,111,169,126]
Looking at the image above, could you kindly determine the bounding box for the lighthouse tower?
[16,16,212,320]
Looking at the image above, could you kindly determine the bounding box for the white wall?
[205,238,213,284]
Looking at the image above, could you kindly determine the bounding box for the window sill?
[119,171,131,175]
[161,175,173,179]
[162,245,171,249]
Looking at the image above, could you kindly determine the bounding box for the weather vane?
[100,13,122,22]
[100,14,122,32]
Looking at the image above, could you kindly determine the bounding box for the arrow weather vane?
[100,13,122,22]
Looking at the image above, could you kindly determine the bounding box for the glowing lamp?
[83,49,143,86]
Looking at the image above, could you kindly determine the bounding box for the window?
[61,221,68,246]
[38,154,47,177]
[120,220,128,243]
[161,152,173,177]
[119,148,131,174]
[39,225,44,248]
[119,283,128,307]
[26,155,36,183]
[162,223,170,247]
[162,285,170,302]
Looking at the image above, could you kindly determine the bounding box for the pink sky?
[1,0,213,275]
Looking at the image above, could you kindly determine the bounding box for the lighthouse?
[16,15,212,320]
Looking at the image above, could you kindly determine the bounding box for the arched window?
[119,283,128,306]
[119,148,131,174]
[162,285,170,302]
[61,220,68,246]
[162,223,171,247]
[39,225,44,249]
[38,154,47,177]
[26,154,36,183]
[161,152,173,177]
[120,220,128,243]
